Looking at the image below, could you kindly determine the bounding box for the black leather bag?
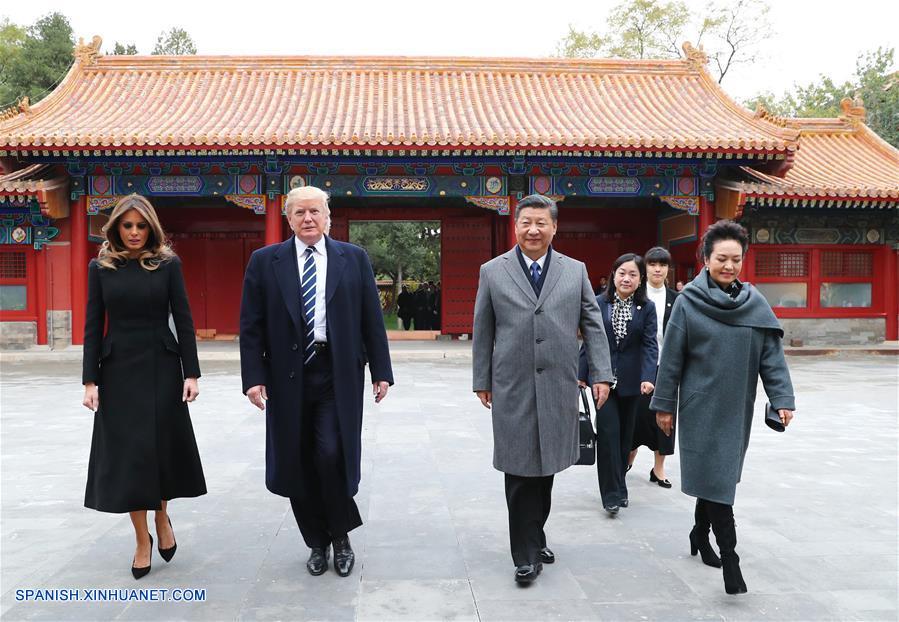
[764,402,786,432]
[576,386,597,465]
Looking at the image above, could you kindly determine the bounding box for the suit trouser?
[504,473,554,566]
[595,389,640,507]
[289,351,362,549]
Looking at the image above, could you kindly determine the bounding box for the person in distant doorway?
[397,285,414,330]
[594,275,609,295]
[413,283,431,330]
[652,220,795,595]
[628,246,678,488]
[431,281,442,331]
[473,193,612,585]
[675,280,685,292]
[579,253,657,516]
[81,193,206,580]
[239,186,393,578]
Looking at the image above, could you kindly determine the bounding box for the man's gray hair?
[284,185,330,215]
[514,194,558,222]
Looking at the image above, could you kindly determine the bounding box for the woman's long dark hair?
[603,253,648,305]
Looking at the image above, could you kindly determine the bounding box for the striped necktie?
[301,247,316,365]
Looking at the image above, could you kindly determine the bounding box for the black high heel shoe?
[649,469,672,488]
[132,534,152,580]
[158,517,177,563]
[689,526,722,567]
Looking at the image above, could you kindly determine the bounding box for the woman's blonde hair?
[96,194,174,270]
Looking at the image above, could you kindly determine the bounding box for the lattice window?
[821,251,873,278]
[0,252,27,279]
[754,251,809,277]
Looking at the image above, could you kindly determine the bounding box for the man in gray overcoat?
[472,194,613,585]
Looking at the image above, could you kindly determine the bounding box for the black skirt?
[631,392,675,455]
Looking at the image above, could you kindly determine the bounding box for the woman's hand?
[183,378,199,403]
[656,412,673,436]
[779,409,794,427]
[640,381,654,395]
[83,383,99,411]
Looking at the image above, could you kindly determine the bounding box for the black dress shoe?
[650,469,672,488]
[158,516,177,563]
[620,499,629,508]
[538,547,555,564]
[604,504,619,516]
[333,536,355,577]
[131,534,152,580]
[514,562,542,585]
[306,546,330,576]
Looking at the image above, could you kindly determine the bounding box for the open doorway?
[349,221,441,333]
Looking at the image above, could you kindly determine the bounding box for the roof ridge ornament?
[839,96,866,126]
[682,42,708,71]
[0,96,29,121]
[74,36,103,66]
[753,102,791,127]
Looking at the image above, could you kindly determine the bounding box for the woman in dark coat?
[81,194,206,580]
[579,253,658,515]
[396,285,414,330]
[651,221,795,595]
[628,246,678,487]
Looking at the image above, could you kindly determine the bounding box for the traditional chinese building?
[0,37,896,347]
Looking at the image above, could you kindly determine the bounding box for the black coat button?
[291,343,298,351]
[289,371,295,379]
[536,368,544,373]
[536,338,544,344]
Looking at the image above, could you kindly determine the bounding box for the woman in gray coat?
[651,220,795,595]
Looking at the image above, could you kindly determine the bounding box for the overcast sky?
[4,0,898,102]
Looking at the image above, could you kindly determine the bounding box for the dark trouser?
[595,389,640,507]
[401,316,412,330]
[504,473,553,566]
[699,498,738,557]
[289,350,362,549]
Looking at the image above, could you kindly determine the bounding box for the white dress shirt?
[295,235,328,343]
[646,284,667,362]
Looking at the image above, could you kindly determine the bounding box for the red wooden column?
[35,248,48,345]
[264,195,282,247]
[695,196,717,273]
[884,245,898,341]
[506,195,518,250]
[71,195,88,345]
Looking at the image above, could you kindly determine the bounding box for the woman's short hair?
[603,252,648,305]
[97,194,173,271]
[700,220,749,260]
[644,246,672,265]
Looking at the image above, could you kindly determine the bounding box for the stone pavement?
[1,355,896,621]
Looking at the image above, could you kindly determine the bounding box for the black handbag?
[576,386,597,465]
[764,402,786,432]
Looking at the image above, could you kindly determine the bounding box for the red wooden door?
[171,237,208,331]
[205,238,246,334]
[441,214,493,335]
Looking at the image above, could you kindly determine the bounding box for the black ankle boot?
[721,553,748,594]
[690,499,721,568]
[689,526,722,568]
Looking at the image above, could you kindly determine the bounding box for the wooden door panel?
[441,214,493,335]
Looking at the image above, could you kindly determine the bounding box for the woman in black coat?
[579,253,658,515]
[81,194,206,580]
[628,246,678,487]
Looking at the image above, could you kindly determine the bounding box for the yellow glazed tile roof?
[736,108,899,200]
[0,45,798,154]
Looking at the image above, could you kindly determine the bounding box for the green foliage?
[152,28,197,55]
[0,12,74,108]
[555,0,769,83]
[0,19,27,106]
[744,48,897,147]
[350,222,441,311]
[112,42,138,55]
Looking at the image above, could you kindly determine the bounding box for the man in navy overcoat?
[240,185,393,577]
